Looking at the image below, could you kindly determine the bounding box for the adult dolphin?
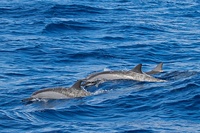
[83,63,165,87]
[23,80,90,102]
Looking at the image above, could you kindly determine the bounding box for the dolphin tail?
[146,63,163,75]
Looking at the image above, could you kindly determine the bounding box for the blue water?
[0,0,200,132]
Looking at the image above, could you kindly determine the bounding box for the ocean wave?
[162,71,198,81]
[68,49,116,60]
[43,20,99,33]
[46,4,107,16]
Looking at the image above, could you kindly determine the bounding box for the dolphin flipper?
[146,63,163,75]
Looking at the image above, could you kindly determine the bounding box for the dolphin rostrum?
[83,63,165,87]
[23,80,90,102]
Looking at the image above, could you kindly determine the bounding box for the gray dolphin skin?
[83,63,165,87]
[23,80,90,102]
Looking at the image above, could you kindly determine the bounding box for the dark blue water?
[1,0,200,132]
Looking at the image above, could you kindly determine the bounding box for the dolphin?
[83,63,165,87]
[22,80,90,102]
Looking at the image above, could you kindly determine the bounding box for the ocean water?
[0,0,200,132]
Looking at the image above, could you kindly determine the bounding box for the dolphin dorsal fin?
[146,63,163,75]
[153,62,163,72]
[71,80,82,90]
[131,64,143,74]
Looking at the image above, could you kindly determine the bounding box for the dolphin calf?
[83,63,165,87]
[23,80,90,102]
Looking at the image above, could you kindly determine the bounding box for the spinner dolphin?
[23,80,90,102]
[83,63,165,87]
